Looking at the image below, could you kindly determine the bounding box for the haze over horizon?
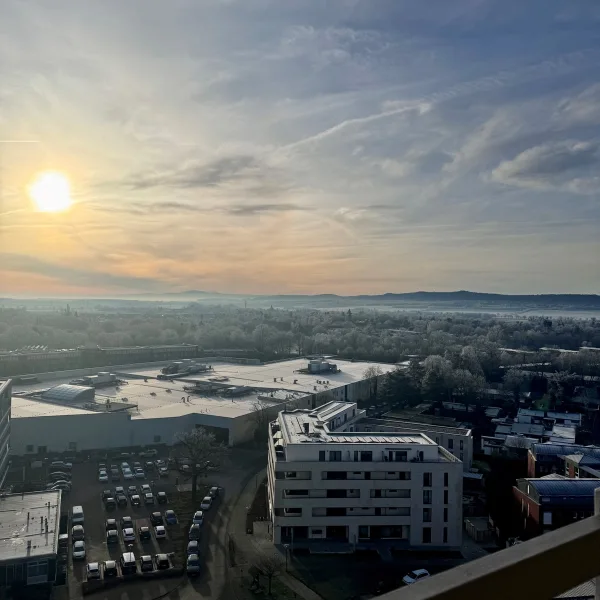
[1,1,599,297]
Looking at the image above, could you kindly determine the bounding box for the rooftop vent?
[303,423,310,434]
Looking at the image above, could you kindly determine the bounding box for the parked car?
[58,533,69,552]
[121,516,133,529]
[105,518,117,531]
[157,492,168,504]
[187,540,199,555]
[123,528,136,543]
[187,554,201,575]
[86,562,100,580]
[140,555,154,572]
[114,486,125,496]
[101,489,112,500]
[144,493,155,505]
[192,511,204,526]
[104,560,118,578]
[98,463,107,470]
[110,469,120,481]
[71,525,85,541]
[139,526,151,541]
[200,496,213,510]
[403,569,431,585]
[50,461,72,471]
[165,510,177,525]
[188,524,201,541]
[116,494,128,507]
[49,471,71,481]
[150,512,163,526]
[106,530,119,545]
[154,526,166,540]
[123,469,134,480]
[133,461,142,469]
[155,554,170,570]
[209,486,219,498]
[158,467,169,478]
[134,468,145,480]
[120,462,130,471]
[72,541,86,560]
[120,552,137,575]
[131,494,141,507]
[47,482,71,492]
[127,485,138,496]
[139,449,158,457]
[110,464,119,471]
[140,484,152,494]
[104,497,117,510]
[145,461,155,470]
[98,470,109,483]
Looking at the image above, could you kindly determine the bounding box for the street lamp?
[283,544,290,571]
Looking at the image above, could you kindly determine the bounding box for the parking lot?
[58,452,211,592]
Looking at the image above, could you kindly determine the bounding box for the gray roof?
[527,478,600,497]
[556,579,595,599]
[0,491,61,562]
[533,444,600,458]
[363,418,471,436]
[41,384,94,403]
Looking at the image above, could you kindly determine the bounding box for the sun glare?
[28,171,72,213]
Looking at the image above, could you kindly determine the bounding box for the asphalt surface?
[65,447,267,600]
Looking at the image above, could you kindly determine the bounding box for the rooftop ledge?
[381,493,600,600]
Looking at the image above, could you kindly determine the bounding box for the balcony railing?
[380,488,600,600]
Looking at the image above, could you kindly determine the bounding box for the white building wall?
[268,437,462,549]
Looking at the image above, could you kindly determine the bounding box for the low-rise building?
[267,401,463,550]
[0,379,11,490]
[0,491,61,589]
[513,477,600,538]
[528,444,600,478]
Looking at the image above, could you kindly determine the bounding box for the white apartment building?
[267,401,463,550]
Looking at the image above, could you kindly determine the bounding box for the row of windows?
[283,488,411,499]
[275,507,412,517]
[423,490,450,504]
[423,507,450,522]
[422,527,448,543]
[319,450,409,463]
[278,471,451,484]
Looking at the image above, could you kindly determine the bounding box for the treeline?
[0,305,599,367]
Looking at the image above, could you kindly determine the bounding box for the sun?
[28,171,72,213]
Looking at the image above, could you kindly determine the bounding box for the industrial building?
[0,379,11,489]
[0,491,61,588]
[267,401,463,550]
[9,358,395,454]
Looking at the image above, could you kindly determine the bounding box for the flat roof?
[279,407,436,446]
[11,358,396,421]
[0,491,61,561]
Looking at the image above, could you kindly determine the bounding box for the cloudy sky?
[1,0,599,297]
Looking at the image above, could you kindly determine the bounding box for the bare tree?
[363,365,383,400]
[174,427,229,505]
[251,398,273,442]
[253,553,284,595]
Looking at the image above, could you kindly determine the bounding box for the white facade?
[268,402,463,550]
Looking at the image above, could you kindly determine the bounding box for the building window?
[422,527,432,543]
[448,439,454,450]
[319,451,325,462]
[286,472,297,478]
[26,445,34,452]
[443,527,448,543]
[444,490,449,504]
[389,451,407,462]
[444,508,448,522]
[154,435,161,443]
[285,490,308,497]
[371,489,382,498]
[360,451,373,462]
[284,508,302,516]
[444,472,449,487]
[423,490,432,505]
[423,472,432,487]
[323,471,347,480]
[399,472,411,480]
[460,440,464,450]
[423,508,432,522]
[329,451,342,462]
[543,512,552,526]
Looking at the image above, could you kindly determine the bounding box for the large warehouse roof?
[41,384,94,403]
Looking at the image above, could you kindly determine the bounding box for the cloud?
[0,253,170,292]
[491,140,600,190]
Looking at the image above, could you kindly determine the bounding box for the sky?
[1,0,599,297]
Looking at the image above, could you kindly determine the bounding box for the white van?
[72,505,84,525]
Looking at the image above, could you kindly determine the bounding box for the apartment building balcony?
[379,489,600,600]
